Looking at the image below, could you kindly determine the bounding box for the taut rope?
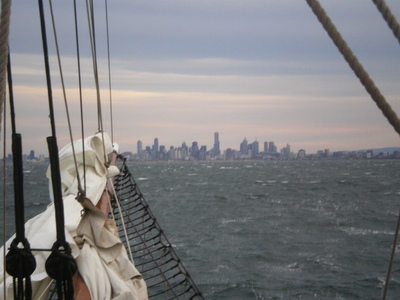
[5,52,36,300]
[1,1,12,297]
[2,87,6,300]
[38,0,77,298]
[306,0,400,137]
[372,0,400,45]
[105,0,114,145]
[85,0,108,165]
[0,0,12,136]
[48,0,85,197]
[306,1,400,299]
[73,0,87,192]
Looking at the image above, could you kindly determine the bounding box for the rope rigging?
[0,0,12,140]
[305,1,400,299]
[1,2,13,298]
[6,0,197,298]
[85,0,108,166]
[105,0,114,145]
[306,0,400,137]
[37,0,77,298]
[372,0,400,45]
[73,0,87,192]
[5,52,36,300]
[48,0,85,198]
[2,84,6,300]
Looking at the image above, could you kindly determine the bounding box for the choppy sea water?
[2,160,400,299]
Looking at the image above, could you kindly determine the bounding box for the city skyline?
[10,133,400,160]
[133,131,395,158]
[4,1,400,156]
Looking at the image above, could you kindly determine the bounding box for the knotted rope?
[372,0,400,45]
[306,0,400,136]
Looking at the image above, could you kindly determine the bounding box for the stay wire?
[48,0,84,197]
[85,0,107,165]
[73,0,86,192]
[0,0,12,136]
[85,0,101,131]
[105,0,114,145]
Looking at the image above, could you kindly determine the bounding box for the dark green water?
[2,160,400,299]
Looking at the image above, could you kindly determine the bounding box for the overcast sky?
[5,0,400,155]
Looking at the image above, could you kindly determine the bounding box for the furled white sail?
[1,132,147,299]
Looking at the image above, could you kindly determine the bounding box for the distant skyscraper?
[29,150,35,160]
[240,138,248,156]
[191,141,198,152]
[213,132,220,156]
[269,141,277,154]
[152,138,159,152]
[137,140,143,154]
[252,140,259,157]
[264,141,268,153]
[191,141,199,159]
[281,144,290,157]
[181,142,189,159]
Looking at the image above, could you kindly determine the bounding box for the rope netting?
[111,157,203,300]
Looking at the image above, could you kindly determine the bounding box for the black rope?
[5,50,36,300]
[37,0,77,298]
